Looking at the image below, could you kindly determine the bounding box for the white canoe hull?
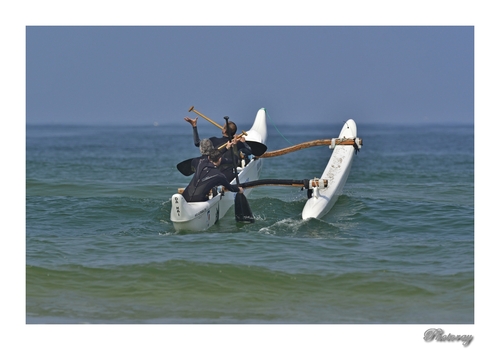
[302,119,358,220]
[171,108,267,232]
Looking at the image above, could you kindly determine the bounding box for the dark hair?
[224,121,237,136]
[208,149,222,162]
[228,121,237,135]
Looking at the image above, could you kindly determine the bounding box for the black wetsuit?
[182,158,240,202]
[191,126,201,147]
[209,135,240,181]
[190,154,233,175]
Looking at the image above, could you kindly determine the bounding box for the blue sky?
[26,26,474,126]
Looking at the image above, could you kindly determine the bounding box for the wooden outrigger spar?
[258,138,363,158]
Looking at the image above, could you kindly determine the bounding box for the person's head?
[222,121,237,137]
[199,139,214,156]
[208,149,222,164]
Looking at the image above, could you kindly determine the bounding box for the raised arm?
[184,117,200,147]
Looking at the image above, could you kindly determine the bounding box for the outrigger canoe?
[170,108,268,232]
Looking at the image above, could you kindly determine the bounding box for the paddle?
[176,157,197,176]
[225,116,254,223]
[189,106,267,156]
[245,141,267,157]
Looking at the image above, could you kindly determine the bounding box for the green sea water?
[26,121,474,324]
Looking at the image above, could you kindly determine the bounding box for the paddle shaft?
[189,106,223,129]
[224,117,241,185]
[216,133,247,152]
[224,116,254,223]
[189,106,248,140]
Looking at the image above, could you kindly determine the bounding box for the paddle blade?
[246,141,267,157]
[176,158,195,176]
[234,193,255,223]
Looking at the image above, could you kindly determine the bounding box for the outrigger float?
[170,106,362,232]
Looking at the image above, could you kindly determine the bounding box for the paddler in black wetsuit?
[184,116,251,181]
[182,148,244,202]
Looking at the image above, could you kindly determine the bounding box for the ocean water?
[25,120,474,325]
